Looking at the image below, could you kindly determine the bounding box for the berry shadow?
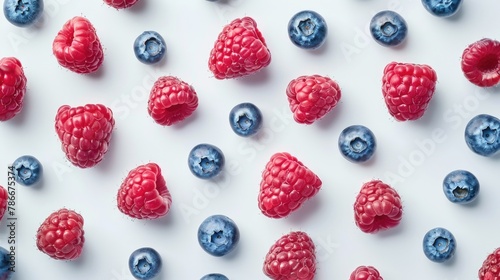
[409,87,443,127]
[235,67,271,86]
[285,195,322,225]
[65,245,89,267]
[145,208,176,228]
[169,110,200,130]
[315,100,344,130]
[443,4,465,22]
[84,61,107,80]
[305,39,329,56]
[93,134,119,174]
[374,220,405,238]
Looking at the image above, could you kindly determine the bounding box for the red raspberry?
[350,266,383,280]
[208,17,271,79]
[479,247,500,279]
[354,180,403,233]
[286,75,341,124]
[36,208,85,260]
[103,0,139,9]
[52,16,104,74]
[147,76,199,126]
[0,186,7,221]
[382,62,437,121]
[0,57,26,121]
[258,152,322,218]
[461,38,500,87]
[54,104,115,168]
[117,163,172,219]
[263,231,316,280]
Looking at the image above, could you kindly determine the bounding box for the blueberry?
[12,155,42,186]
[188,144,225,179]
[128,247,162,280]
[422,227,456,262]
[338,125,376,163]
[201,273,229,280]
[134,31,166,64]
[443,170,479,204]
[421,0,462,17]
[3,0,43,27]
[288,10,327,50]
[198,214,239,257]
[370,10,408,47]
[464,114,500,157]
[0,247,13,280]
[229,102,263,137]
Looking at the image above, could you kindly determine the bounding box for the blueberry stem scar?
[136,257,152,274]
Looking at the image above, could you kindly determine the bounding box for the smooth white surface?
[1,0,500,279]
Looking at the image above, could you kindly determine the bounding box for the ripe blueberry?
[0,246,12,280]
[464,114,500,157]
[134,31,166,64]
[198,214,239,257]
[201,273,229,280]
[288,10,327,50]
[188,144,225,179]
[370,10,407,47]
[338,125,376,163]
[229,102,263,137]
[3,0,43,27]
[422,227,456,262]
[443,170,479,204]
[421,0,462,17]
[128,247,162,280]
[12,155,42,186]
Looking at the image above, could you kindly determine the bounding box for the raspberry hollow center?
[350,137,367,153]
[477,54,499,72]
[145,38,162,56]
[298,19,315,36]
[433,237,450,253]
[136,257,152,274]
[237,114,253,131]
[211,231,227,245]
[453,187,468,199]
[381,22,397,37]
[482,127,498,143]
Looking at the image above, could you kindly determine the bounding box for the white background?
[1,0,500,279]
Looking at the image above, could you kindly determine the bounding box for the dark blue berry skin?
[338,125,376,163]
[229,102,263,137]
[128,247,162,280]
[201,273,229,280]
[198,215,239,257]
[3,0,43,27]
[288,10,327,50]
[134,31,166,64]
[370,10,407,47]
[464,114,500,157]
[12,155,42,186]
[443,170,479,204]
[0,247,13,280]
[188,144,225,179]
[421,0,462,17]
[422,227,456,263]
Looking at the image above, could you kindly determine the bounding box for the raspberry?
[479,247,500,279]
[208,17,271,79]
[54,104,115,168]
[147,76,199,126]
[103,0,139,9]
[263,231,316,280]
[258,152,322,218]
[0,57,26,121]
[461,38,500,87]
[0,186,6,221]
[350,266,383,280]
[36,208,85,260]
[354,180,403,233]
[286,74,341,124]
[382,62,437,121]
[52,16,104,74]
[117,163,172,219]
